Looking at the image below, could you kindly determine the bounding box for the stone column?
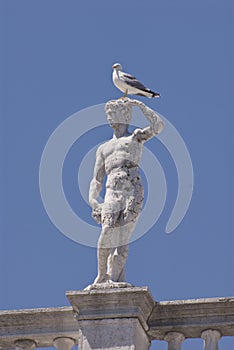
[201,330,221,350]
[164,332,185,350]
[53,337,75,350]
[14,340,36,350]
[66,286,155,350]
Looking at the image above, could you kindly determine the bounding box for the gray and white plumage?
[112,63,160,98]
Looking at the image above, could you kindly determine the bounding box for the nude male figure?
[89,98,164,284]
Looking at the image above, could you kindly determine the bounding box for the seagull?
[112,63,160,98]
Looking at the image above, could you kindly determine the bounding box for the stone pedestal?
[66,286,155,350]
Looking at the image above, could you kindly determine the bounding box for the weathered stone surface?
[53,337,75,350]
[78,318,150,350]
[201,329,221,350]
[164,332,185,350]
[14,339,36,350]
[84,281,133,291]
[148,297,234,339]
[0,295,234,348]
[66,286,155,332]
[0,307,78,348]
[89,98,164,285]
[67,287,154,350]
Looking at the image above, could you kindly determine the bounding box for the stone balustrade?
[0,287,233,350]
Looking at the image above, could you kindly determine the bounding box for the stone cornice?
[0,293,234,348]
[0,307,78,348]
[66,287,155,331]
[148,297,234,340]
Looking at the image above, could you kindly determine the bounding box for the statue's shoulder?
[96,139,112,155]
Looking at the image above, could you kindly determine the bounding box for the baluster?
[201,330,221,350]
[164,332,185,350]
[14,340,36,350]
[53,337,75,350]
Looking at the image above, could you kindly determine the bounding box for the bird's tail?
[151,91,160,98]
[137,89,161,98]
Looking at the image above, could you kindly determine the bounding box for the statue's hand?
[133,128,145,138]
[129,99,145,107]
[92,203,103,224]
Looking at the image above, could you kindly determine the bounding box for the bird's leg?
[118,89,128,100]
[123,89,128,98]
[119,89,128,100]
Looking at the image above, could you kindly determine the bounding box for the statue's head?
[105,99,132,129]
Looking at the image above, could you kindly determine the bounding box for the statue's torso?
[100,134,144,193]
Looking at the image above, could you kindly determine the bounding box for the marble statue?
[89,98,164,286]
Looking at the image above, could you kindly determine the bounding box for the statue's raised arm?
[130,99,164,142]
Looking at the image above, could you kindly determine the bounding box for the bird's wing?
[121,72,149,91]
[122,72,137,80]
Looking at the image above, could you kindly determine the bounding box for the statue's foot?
[93,273,110,284]
[106,280,133,288]
[83,274,110,291]
[84,280,134,291]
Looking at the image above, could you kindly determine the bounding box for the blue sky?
[1,1,234,349]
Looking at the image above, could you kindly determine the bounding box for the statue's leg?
[94,209,120,284]
[107,247,115,277]
[110,245,129,282]
[109,216,137,282]
[110,190,144,282]
[94,226,112,283]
